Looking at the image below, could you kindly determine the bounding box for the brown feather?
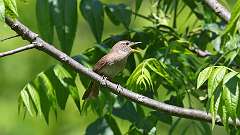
[82,55,109,100]
[92,55,109,72]
[82,81,99,100]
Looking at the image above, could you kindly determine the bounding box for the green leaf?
[222,72,239,125]
[3,0,18,18]
[36,0,53,43]
[50,0,77,55]
[26,84,41,115]
[32,73,53,123]
[150,111,172,125]
[53,65,80,111]
[208,67,226,98]
[20,88,34,117]
[127,58,156,92]
[197,67,213,89]
[210,95,215,129]
[210,91,221,129]
[223,35,240,65]
[18,65,80,123]
[199,122,212,135]
[80,0,104,43]
[104,115,122,135]
[104,4,131,28]
[218,96,229,131]
[105,5,120,25]
[0,0,5,21]
[223,0,240,35]
[85,117,114,135]
[135,0,143,14]
[112,101,141,124]
[127,128,143,135]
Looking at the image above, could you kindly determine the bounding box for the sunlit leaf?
[3,0,18,18]
[53,65,80,111]
[0,0,5,21]
[18,65,80,123]
[197,67,213,89]
[218,96,229,131]
[223,0,240,35]
[26,84,41,115]
[20,88,34,117]
[208,67,226,98]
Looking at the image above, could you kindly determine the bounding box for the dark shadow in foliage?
[85,115,121,135]
[82,88,115,116]
[113,101,142,124]
[85,117,113,135]
[105,4,132,29]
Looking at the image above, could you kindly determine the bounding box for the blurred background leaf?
[80,0,104,44]
[50,0,77,55]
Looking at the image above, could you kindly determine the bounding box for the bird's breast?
[99,56,128,78]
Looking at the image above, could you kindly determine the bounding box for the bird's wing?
[92,55,109,73]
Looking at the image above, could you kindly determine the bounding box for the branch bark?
[0,44,35,57]
[204,0,231,21]
[4,17,240,127]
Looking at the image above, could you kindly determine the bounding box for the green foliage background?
[0,0,239,135]
[0,1,142,134]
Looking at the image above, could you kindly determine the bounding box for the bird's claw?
[116,84,121,93]
[100,75,108,86]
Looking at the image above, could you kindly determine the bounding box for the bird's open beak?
[130,42,141,53]
[129,42,142,47]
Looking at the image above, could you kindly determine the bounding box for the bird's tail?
[82,81,99,100]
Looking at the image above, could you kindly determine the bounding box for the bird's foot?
[100,75,108,86]
[116,84,121,93]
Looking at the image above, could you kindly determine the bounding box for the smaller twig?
[132,11,154,22]
[0,35,20,42]
[0,44,36,58]
[188,46,211,57]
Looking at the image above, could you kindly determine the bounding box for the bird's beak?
[131,49,141,53]
[129,42,142,53]
[129,42,142,47]
[129,42,141,53]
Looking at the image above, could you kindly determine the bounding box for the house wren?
[82,40,141,100]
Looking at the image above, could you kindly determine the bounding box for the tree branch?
[204,0,231,21]
[0,34,20,42]
[187,46,211,57]
[0,44,36,58]
[4,17,240,127]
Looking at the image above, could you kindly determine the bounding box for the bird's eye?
[126,42,129,45]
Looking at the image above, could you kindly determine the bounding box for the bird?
[82,40,141,100]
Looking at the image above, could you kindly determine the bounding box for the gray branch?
[204,0,231,21]
[0,44,35,57]
[4,17,240,127]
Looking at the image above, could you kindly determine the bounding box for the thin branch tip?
[0,34,20,42]
[0,44,36,58]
